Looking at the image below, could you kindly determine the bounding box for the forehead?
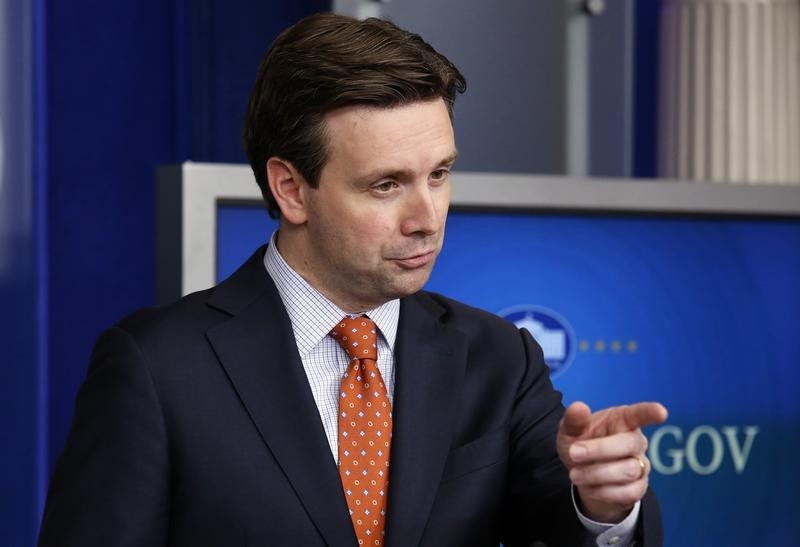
[321,99,456,177]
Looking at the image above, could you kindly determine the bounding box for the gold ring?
[635,456,646,480]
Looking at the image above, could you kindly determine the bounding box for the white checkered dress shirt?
[263,232,399,461]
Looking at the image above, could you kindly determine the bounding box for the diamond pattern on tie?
[331,316,392,546]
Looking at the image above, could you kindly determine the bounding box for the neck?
[274,228,375,314]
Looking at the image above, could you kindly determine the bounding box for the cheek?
[358,223,397,264]
[358,213,395,237]
[436,188,451,220]
[438,204,449,224]
[340,219,392,252]
[436,208,449,237]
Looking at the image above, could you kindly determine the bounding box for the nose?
[400,184,445,237]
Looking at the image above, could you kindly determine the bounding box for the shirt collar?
[263,231,400,358]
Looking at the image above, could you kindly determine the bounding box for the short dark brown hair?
[242,12,466,218]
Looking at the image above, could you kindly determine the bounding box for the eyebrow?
[439,151,459,167]
[360,151,459,183]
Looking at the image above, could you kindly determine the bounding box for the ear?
[266,157,309,225]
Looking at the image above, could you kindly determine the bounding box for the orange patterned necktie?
[330,316,393,546]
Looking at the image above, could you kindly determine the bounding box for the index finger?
[620,402,668,430]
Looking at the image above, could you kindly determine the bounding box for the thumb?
[560,401,592,438]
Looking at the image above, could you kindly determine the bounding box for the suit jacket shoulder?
[116,246,272,347]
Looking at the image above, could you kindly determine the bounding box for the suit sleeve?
[502,328,663,547]
[38,327,170,547]
[501,327,594,547]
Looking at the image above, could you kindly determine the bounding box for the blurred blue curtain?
[1,1,329,545]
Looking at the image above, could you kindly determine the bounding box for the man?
[39,13,667,547]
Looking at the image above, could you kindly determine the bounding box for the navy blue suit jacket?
[39,247,662,546]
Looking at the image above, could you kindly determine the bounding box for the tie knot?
[330,316,378,361]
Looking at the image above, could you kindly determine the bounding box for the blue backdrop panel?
[429,212,799,546]
[217,205,279,280]
[1,0,44,544]
[215,205,800,546]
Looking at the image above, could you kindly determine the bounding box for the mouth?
[390,250,436,269]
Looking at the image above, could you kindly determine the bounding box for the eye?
[430,169,450,183]
[373,180,398,193]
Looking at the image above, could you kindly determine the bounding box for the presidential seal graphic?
[499,305,576,378]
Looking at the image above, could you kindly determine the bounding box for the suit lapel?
[385,295,467,546]
[205,250,355,545]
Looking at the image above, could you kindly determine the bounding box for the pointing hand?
[557,401,668,523]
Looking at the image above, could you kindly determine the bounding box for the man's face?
[291,99,456,312]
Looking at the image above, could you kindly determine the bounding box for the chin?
[392,273,432,298]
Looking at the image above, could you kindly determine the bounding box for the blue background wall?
[1,0,44,544]
[2,1,327,545]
